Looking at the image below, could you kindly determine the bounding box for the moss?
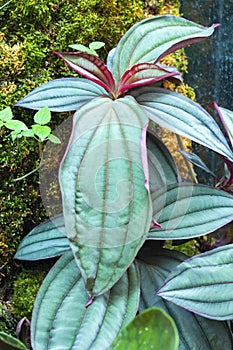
[0,128,48,288]
[0,0,145,110]
[0,301,17,335]
[145,0,180,15]
[11,269,47,320]
[164,240,200,257]
[157,1,180,16]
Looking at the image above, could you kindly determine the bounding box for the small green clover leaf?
[0,106,13,122]
[69,41,105,56]
[0,107,28,140]
[32,125,51,142]
[48,134,61,144]
[5,119,28,131]
[89,41,105,51]
[21,129,35,138]
[34,106,51,125]
[0,106,60,180]
[11,130,23,141]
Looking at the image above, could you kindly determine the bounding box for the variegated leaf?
[31,252,139,350]
[111,15,216,83]
[149,183,233,240]
[54,51,116,94]
[15,78,107,112]
[130,87,233,162]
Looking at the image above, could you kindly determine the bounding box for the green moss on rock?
[12,269,47,320]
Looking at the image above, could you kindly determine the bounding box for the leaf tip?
[150,219,162,230]
[85,298,94,308]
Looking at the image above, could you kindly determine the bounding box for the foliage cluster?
[4,14,232,349]
[1,0,207,344]
[0,0,191,314]
[0,0,145,300]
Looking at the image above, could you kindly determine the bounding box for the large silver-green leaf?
[158,244,233,321]
[130,87,233,162]
[15,78,107,112]
[137,244,232,349]
[31,252,139,350]
[111,15,216,84]
[59,95,152,296]
[111,307,179,350]
[149,183,233,240]
[14,214,69,261]
[147,130,180,194]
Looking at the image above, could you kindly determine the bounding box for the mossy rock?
[11,268,48,320]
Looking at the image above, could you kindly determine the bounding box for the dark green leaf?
[31,252,139,350]
[15,78,107,112]
[149,183,233,240]
[14,214,69,261]
[112,15,215,83]
[16,318,31,350]
[147,129,180,194]
[130,87,233,162]
[180,150,216,177]
[60,95,152,296]
[0,332,27,350]
[34,106,51,125]
[158,244,233,320]
[137,245,233,349]
[111,307,179,350]
[214,104,233,148]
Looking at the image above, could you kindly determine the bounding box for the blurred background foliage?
[0,0,195,326]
